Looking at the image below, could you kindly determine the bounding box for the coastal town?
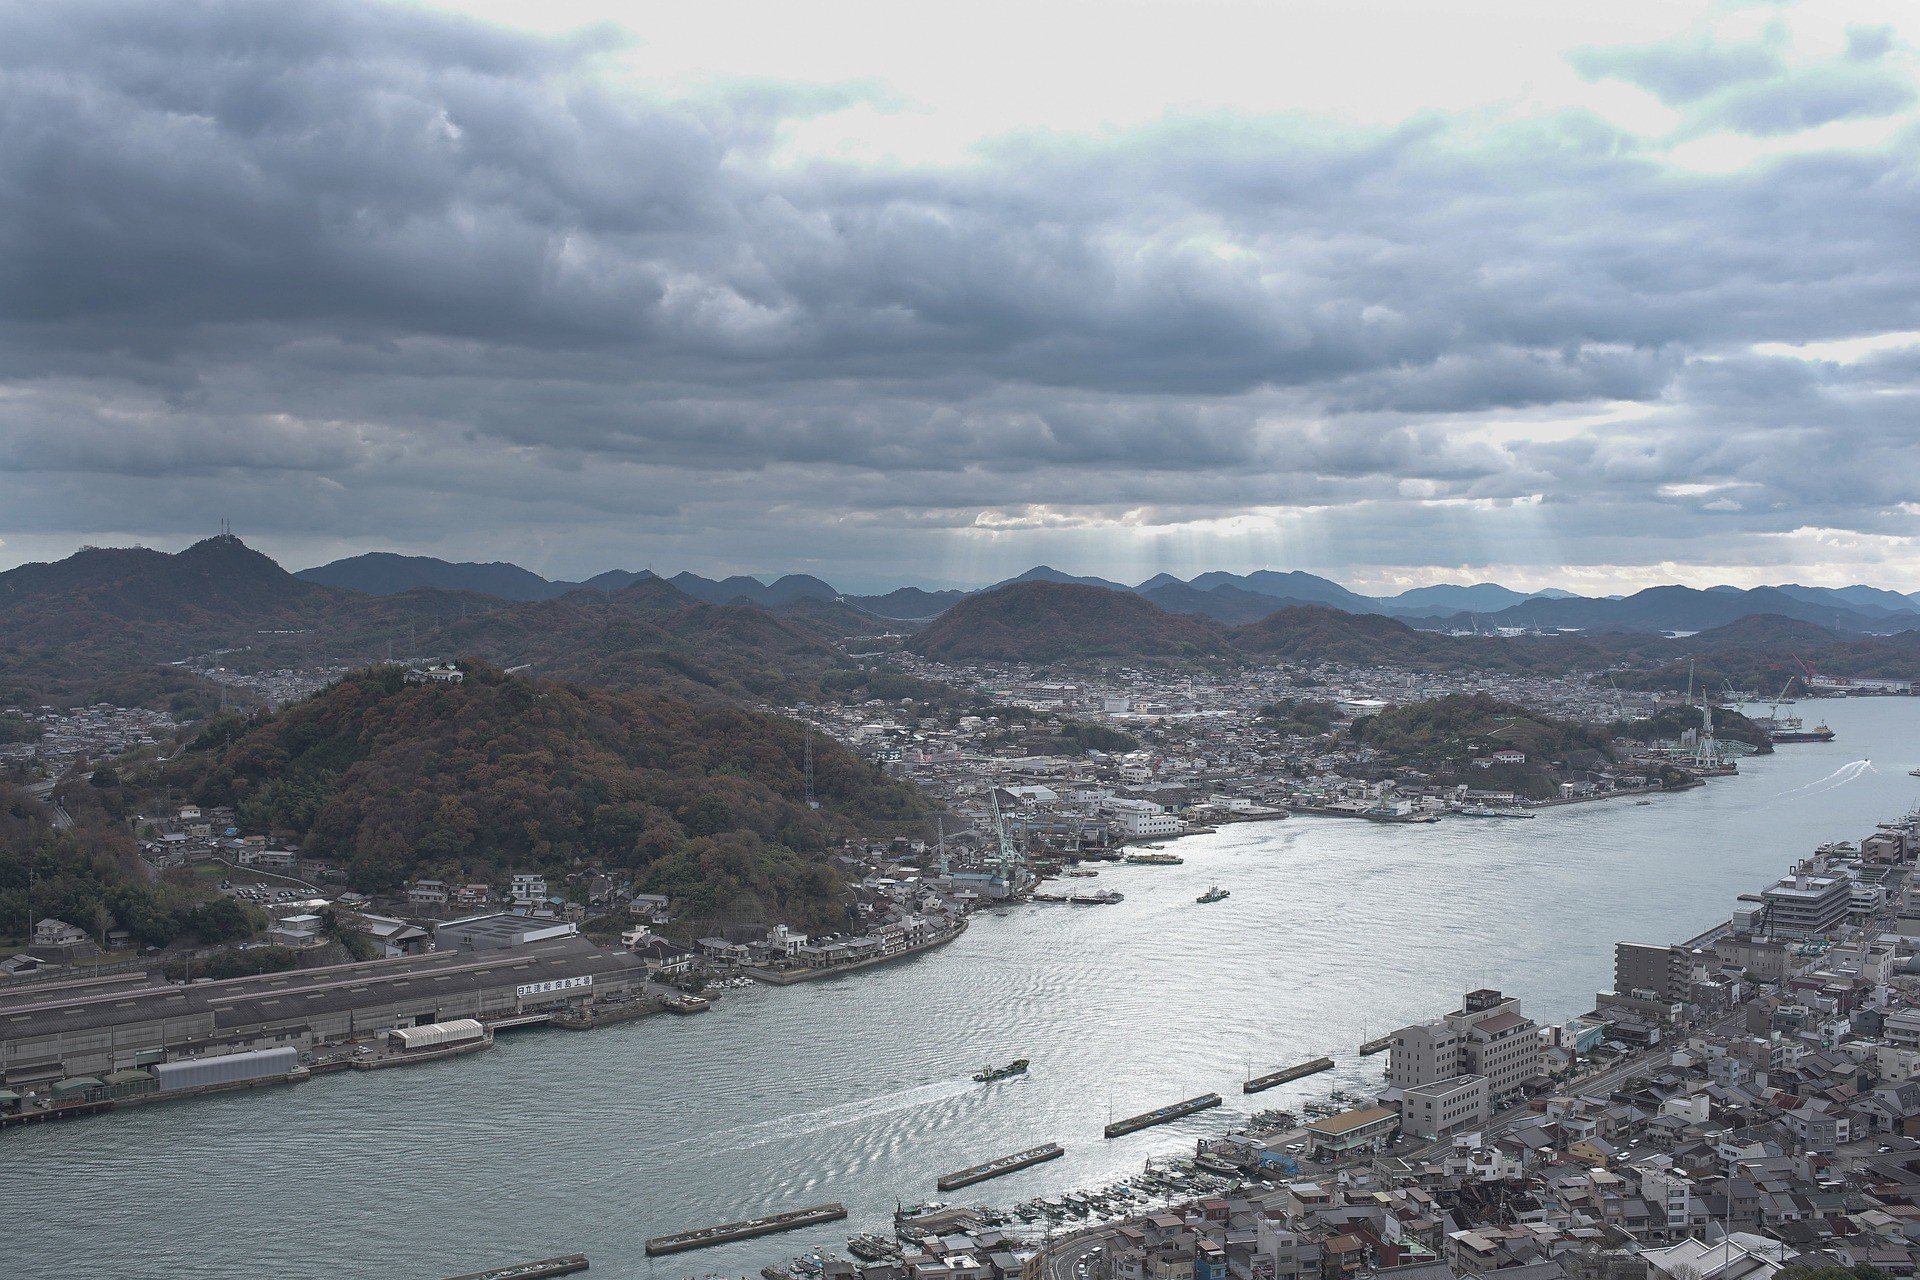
[745,805,1920,1280]
[785,653,1767,867]
[3,648,1918,1280]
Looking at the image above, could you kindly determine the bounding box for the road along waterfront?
[8,697,1919,1280]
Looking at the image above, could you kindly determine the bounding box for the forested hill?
[417,578,846,702]
[1344,693,1620,799]
[1347,693,1614,765]
[0,535,494,711]
[183,663,933,932]
[0,538,865,712]
[910,580,1233,663]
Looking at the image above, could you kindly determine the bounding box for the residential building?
[1387,989,1542,1105]
[1400,1073,1490,1140]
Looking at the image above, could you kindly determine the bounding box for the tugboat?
[974,1058,1030,1083]
[1196,886,1230,904]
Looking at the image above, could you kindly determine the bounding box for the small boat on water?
[974,1058,1030,1083]
[1197,886,1230,904]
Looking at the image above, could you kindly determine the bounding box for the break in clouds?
[1,0,1918,588]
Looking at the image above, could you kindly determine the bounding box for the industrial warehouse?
[0,934,650,1094]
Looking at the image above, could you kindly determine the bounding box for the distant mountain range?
[0,536,864,709]
[6,538,1920,710]
[906,580,1920,687]
[297,552,1920,635]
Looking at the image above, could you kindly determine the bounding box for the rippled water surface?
[10,699,1920,1279]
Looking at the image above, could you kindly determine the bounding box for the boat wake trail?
[1768,759,1875,805]
[658,1077,978,1155]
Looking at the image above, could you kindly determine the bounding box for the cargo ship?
[936,1142,1065,1190]
[1125,852,1184,865]
[1243,1056,1334,1094]
[973,1058,1029,1083]
[1104,1092,1222,1138]
[644,1203,847,1256]
[1754,711,1836,744]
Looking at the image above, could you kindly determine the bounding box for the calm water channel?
[9,699,1920,1280]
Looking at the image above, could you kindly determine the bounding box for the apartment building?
[1400,1073,1490,1140]
[1386,989,1542,1108]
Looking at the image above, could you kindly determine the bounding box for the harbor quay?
[0,934,652,1120]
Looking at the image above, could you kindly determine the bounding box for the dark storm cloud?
[1,0,1918,584]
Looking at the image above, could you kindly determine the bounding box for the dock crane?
[989,787,1027,893]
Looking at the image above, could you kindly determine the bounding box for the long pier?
[1104,1093,1222,1138]
[936,1142,1065,1191]
[645,1203,848,1256]
[1243,1056,1334,1094]
[442,1255,589,1280]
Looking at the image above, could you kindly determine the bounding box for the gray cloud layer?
[1,0,1918,589]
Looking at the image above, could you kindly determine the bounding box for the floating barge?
[936,1142,1065,1191]
[1104,1093,1222,1138]
[645,1203,848,1256]
[1358,1035,1392,1056]
[442,1254,589,1279]
[1243,1056,1334,1095]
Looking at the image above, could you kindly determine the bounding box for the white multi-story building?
[510,873,549,908]
[1400,1073,1490,1139]
[1387,989,1542,1107]
[1638,1165,1694,1232]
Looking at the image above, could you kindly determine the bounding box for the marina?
[1241,1055,1334,1094]
[935,1142,1066,1191]
[644,1203,849,1256]
[1103,1092,1222,1138]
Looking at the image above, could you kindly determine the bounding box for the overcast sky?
[3,0,1918,593]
